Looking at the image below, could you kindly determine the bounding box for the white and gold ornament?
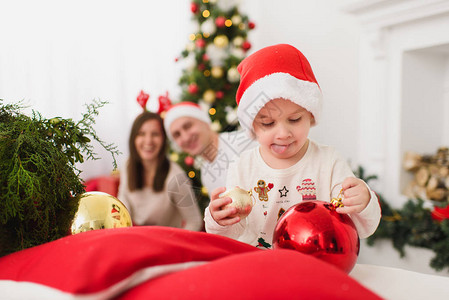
[233,36,244,47]
[227,67,240,83]
[184,53,197,71]
[231,15,242,26]
[210,120,222,132]
[201,18,216,36]
[203,89,216,104]
[186,42,196,52]
[206,44,228,66]
[170,152,180,162]
[211,66,224,78]
[225,106,238,124]
[221,187,254,220]
[214,35,229,48]
[216,0,241,12]
[230,47,245,59]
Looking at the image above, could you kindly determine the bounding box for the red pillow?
[118,249,381,300]
[0,226,381,299]
[0,226,257,299]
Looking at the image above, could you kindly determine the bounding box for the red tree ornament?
[137,90,150,111]
[190,2,199,14]
[242,41,252,51]
[196,38,206,48]
[188,83,199,94]
[272,200,360,273]
[248,21,256,29]
[184,156,194,166]
[215,16,226,28]
[215,91,224,99]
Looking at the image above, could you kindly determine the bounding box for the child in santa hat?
[204,44,381,248]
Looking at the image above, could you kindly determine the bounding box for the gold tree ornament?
[71,192,132,235]
[203,89,216,103]
[213,35,229,48]
[211,66,224,78]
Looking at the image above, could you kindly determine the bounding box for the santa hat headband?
[163,102,211,141]
[236,44,322,137]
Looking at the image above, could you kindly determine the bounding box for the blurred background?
[0,0,361,180]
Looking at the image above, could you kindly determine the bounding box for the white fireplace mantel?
[343,0,449,206]
[340,1,449,276]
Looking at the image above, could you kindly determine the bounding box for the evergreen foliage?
[171,0,255,211]
[355,166,449,273]
[0,100,120,256]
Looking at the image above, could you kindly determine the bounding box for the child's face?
[253,98,314,167]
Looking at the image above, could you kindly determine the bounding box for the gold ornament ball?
[170,152,180,161]
[227,67,240,83]
[203,89,216,104]
[211,66,224,78]
[233,36,244,47]
[71,191,132,235]
[214,35,229,48]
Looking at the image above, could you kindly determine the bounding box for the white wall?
[0,0,362,180]
[242,0,362,168]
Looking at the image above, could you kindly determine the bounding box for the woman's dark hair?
[127,111,170,192]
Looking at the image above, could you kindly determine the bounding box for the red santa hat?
[163,102,211,141]
[236,44,322,137]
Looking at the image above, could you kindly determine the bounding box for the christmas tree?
[169,0,255,211]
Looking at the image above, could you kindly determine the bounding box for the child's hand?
[209,187,241,226]
[336,177,371,215]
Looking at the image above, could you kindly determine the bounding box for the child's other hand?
[336,177,370,215]
[209,187,241,226]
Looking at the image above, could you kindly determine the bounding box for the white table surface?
[350,264,449,299]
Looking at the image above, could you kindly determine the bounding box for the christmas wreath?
[0,100,120,257]
[355,167,449,273]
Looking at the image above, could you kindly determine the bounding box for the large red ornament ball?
[272,200,359,273]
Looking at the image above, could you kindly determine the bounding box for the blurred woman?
[118,111,203,231]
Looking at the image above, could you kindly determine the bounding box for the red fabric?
[236,44,319,104]
[84,176,120,197]
[0,226,381,299]
[118,249,381,300]
[0,227,256,294]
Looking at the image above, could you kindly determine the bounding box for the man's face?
[169,116,212,156]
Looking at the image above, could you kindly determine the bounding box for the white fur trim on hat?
[163,103,211,141]
[237,72,322,138]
